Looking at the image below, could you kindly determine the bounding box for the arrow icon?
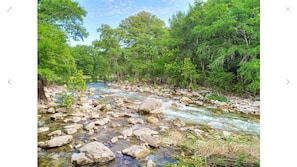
[8,79,11,85]
[287,79,289,84]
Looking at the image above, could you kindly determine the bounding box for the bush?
[206,94,228,102]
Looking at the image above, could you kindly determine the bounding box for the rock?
[46,135,73,148]
[80,103,92,111]
[71,153,93,165]
[147,159,156,167]
[38,127,49,133]
[122,145,150,158]
[71,142,115,165]
[180,97,193,105]
[94,118,110,126]
[111,137,118,144]
[173,118,186,127]
[138,98,162,114]
[64,128,77,135]
[88,129,94,135]
[147,116,159,124]
[139,134,160,148]
[159,126,169,132]
[133,128,158,137]
[195,100,203,106]
[104,104,112,111]
[47,107,55,113]
[48,130,61,137]
[90,113,100,119]
[223,131,231,137]
[128,117,144,124]
[64,124,83,130]
[252,101,260,107]
[71,117,81,123]
[84,122,95,130]
[122,128,133,139]
[88,87,96,92]
[51,113,64,120]
[171,103,177,109]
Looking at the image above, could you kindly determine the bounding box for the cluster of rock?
[112,82,260,115]
[38,86,177,166]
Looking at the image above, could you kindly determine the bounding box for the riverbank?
[38,83,260,166]
[110,81,260,116]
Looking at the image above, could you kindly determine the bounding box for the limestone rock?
[122,145,150,158]
[47,130,61,137]
[128,117,144,124]
[84,122,95,130]
[47,135,73,148]
[133,128,158,137]
[38,127,49,133]
[94,118,110,126]
[138,98,162,114]
[71,142,115,165]
[180,97,193,105]
[147,159,156,167]
[65,128,77,135]
[121,128,133,139]
[147,116,159,124]
[139,134,160,148]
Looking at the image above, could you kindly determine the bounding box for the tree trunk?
[38,74,48,102]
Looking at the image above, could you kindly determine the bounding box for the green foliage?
[38,0,88,84]
[206,94,228,102]
[206,70,235,92]
[59,93,75,107]
[67,70,86,93]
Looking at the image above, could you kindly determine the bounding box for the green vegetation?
[165,130,260,167]
[38,0,259,97]
[206,94,228,102]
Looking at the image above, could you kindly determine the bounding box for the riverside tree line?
[38,0,260,101]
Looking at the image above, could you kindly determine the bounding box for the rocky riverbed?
[38,82,260,166]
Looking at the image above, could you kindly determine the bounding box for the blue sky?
[70,0,195,46]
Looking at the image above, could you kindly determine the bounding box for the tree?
[38,0,88,101]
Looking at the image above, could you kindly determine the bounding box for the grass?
[206,94,228,102]
[165,129,260,167]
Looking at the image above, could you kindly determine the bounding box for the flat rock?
[65,128,77,135]
[94,118,110,126]
[46,135,73,148]
[48,130,61,137]
[38,127,49,133]
[84,122,95,130]
[147,116,159,124]
[133,128,158,137]
[121,128,133,138]
[122,145,150,158]
[71,141,115,165]
[128,117,144,124]
[139,134,160,148]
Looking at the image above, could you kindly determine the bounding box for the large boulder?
[122,145,150,158]
[46,135,73,148]
[138,98,162,114]
[71,142,115,165]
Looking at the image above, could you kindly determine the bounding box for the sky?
[70,0,195,46]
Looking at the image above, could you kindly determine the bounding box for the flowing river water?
[88,83,259,134]
[38,83,260,167]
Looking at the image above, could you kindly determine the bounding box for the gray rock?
[48,130,61,137]
[65,128,77,135]
[147,159,156,167]
[38,127,49,133]
[138,98,162,114]
[139,134,160,148]
[133,128,158,137]
[64,124,83,130]
[47,135,73,148]
[94,118,110,126]
[71,142,115,165]
[85,122,95,130]
[128,117,144,124]
[147,116,159,124]
[122,128,133,139]
[122,145,150,158]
